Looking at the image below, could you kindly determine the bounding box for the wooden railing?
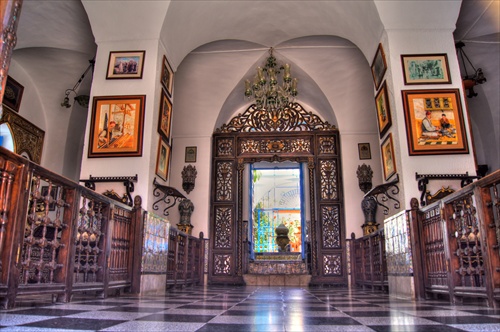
[349,228,388,290]
[410,169,500,307]
[0,147,144,309]
[166,228,205,287]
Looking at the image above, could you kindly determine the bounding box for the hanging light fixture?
[61,58,95,108]
[455,41,487,98]
[244,48,298,111]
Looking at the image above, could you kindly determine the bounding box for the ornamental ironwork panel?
[319,160,338,200]
[214,254,232,275]
[215,161,233,201]
[321,205,341,249]
[239,138,311,155]
[216,137,234,157]
[214,206,232,249]
[323,254,342,275]
[216,103,336,133]
[318,136,336,155]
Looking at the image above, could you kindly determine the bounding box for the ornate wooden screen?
[209,103,347,285]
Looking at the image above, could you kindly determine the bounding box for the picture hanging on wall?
[374,81,392,138]
[88,95,146,158]
[401,54,451,85]
[370,43,387,90]
[161,55,174,97]
[185,146,197,163]
[156,137,171,181]
[358,143,371,160]
[381,133,396,181]
[3,75,24,112]
[106,50,145,79]
[158,88,172,141]
[402,89,468,155]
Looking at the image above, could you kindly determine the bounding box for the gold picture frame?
[371,43,387,90]
[375,81,392,138]
[381,133,396,181]
[157,89,172,142]
[402,89,468,155]
[161,55,174,97]
[88,95,146,158]
[401,54,451,85]
[106,50,145,79]
[156,137,171,181]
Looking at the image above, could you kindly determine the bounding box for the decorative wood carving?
[0,107,44,163]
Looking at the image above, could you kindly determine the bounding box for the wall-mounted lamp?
[181,165,197,194]
[455,41,487,98]
[61,58,95,108]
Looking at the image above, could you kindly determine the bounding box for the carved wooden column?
[0,0,22,108]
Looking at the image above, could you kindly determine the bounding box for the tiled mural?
[141,212,170,274]
[384,210,413,276]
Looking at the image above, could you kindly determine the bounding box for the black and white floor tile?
[1,286,500,331]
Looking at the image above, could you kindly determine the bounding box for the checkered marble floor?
[1,286,500,331]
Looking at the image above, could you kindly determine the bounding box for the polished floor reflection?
[1,285,500,331]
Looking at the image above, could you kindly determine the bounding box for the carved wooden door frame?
[209,104,347,286]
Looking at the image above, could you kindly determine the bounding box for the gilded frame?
[161,55,174,97]
[88,95,146,158]
[106,50,145,79]
[156,137,171,181]
[157,89,172,142]
[375,81,392,138]
[381,133,396,181]
[371,43,387,90]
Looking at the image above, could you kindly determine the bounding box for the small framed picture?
[185,146,197,163]
[156,137,171,181]
[381,133,396,181]
[3,76,24,112]
[374,81,392,138]
[358,143,371,160]
[401,54,451,85]
[402,89,469,155]
[158,89,172,141]
[371,43,387,90]
[88,95,146,158]
[106,50,145,79]
[161,55,174,97]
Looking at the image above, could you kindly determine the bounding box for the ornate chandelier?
[244,48,298,111]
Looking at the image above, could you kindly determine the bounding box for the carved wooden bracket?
[415,172,479,207]
[79,174,137,206]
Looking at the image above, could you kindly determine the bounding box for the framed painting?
[185,146,197,163]
[157,88,172,141]
[161,55,174,97]
[401,54,451,85]
[402,89,468,155]
[358,143,371,160]
[381,133,396,181]
[156,137,171,181]
[88,95,146,158]
[371,43,387,90]
[375,81,392,138]
[3,75,24,112]
[106,50,145,79]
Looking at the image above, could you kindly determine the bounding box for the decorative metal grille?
[318,136,336,155]
[214,254,231,275]
[216,103,336,133]
[214,207,232,249]
[216,161,233,201]
[320,160,338,200]
[323,254,342,275]
[321,205,340,248]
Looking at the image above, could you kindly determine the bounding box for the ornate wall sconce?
[356,164,373,194]
[182,164,197,194]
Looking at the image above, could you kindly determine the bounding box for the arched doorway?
[209,103,347,286]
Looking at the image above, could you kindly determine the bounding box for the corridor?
[1,285,500,331]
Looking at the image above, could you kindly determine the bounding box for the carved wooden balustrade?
[166,228,205,287]
[410,169,500,307]
[0,147,143,309]
[349,229,388,290]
